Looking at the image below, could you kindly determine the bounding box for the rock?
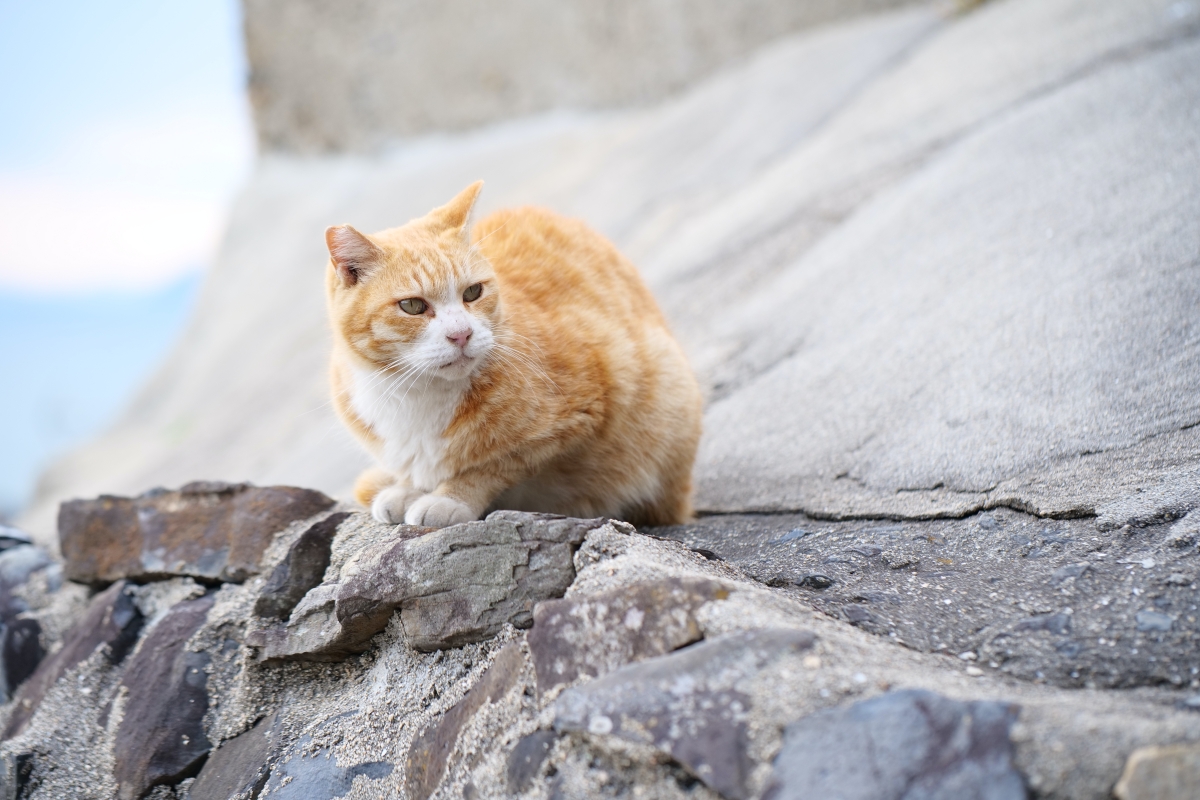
[505,730,558,795]
[795,574,835,590]
[0,526,31,551]
[1135,611,1174,633]
[1012,613,1072,636]
[1051,563,1089,584]
[765,689,1024,800]
[247,583,349,661]
[113,594,216,800]
[254,512,350,619]
[0,620,43,700]
[343,512,602,652]
[261,716,393,800]
[406,644,525,800]
[554,628,816,800]
[0,544,57,703]
[251,512,605,660]
[59,482,335,586]
[527,577,729,693]
[1114,743,1200,800]
[4,580,143,739]
[188,711,283,800]
[0,547,47,594]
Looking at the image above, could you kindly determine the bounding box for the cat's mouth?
[440,353,474,369]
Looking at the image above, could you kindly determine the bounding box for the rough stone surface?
[249,511,605,660]
[554,628,817,799]
[3,580,142,740]
[59,483,334,586]
[187,709,282,800]
[253,511,349,619]
[406,643,525,800]
[528,576,729,693]
[0,544,55,703]
[657,510,1200,691]
[112,594,215,800]
[766,688,1025,800]
[259,714,393,800]
[1114,743,1200,800]
[505,729,559,796]
[2,518,1200,798]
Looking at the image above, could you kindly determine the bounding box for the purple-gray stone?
[764,689,1025,800]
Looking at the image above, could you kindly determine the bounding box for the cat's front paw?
[404,494,476,528]
[371,485,422,524]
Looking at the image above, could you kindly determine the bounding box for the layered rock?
[247,512,605,659]
[59,482,334,586]
[1,498,1198,799]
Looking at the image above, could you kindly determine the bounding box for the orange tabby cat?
[325,182,701,528]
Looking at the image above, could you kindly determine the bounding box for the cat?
[325,181,702,528]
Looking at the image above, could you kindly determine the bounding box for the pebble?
[794,574,835,590]
[1135,611,1175,632]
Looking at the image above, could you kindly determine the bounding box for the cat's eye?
[463,283,483,303]
[398,298,427,315]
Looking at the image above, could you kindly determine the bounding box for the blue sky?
[0,0,252,290]
[0,0,252,516]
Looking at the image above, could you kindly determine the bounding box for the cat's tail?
[354,466,395,507]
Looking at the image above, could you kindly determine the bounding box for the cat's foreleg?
[404,469,509,528]
[355,467,424,525]
[372,484,426,525]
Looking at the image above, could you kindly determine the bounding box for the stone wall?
[244,0,923,152]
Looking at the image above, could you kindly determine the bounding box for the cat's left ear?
[326,225,384,287]
[430,180,483,243]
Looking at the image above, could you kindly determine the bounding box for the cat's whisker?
[467,217,511,249]
[488,344,561,396]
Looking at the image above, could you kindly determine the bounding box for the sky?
[0,0,252,517]
[0,0,253,291]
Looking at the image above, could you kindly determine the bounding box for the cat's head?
[325,181,499,382]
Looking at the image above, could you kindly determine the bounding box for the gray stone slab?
[188,711,283,800]
[528,576,728,694]
[766,689,1024,800]
[248,512,605,660]
[554,628,816,799]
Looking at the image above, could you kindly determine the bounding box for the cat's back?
[472,207,664,327]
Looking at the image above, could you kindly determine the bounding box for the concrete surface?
[244,0,926,152]
[20,0,1200,549]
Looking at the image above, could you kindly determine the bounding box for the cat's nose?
[447,329,472,348]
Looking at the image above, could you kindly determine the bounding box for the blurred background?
[0,0,252,520]
[3,0,1198,552]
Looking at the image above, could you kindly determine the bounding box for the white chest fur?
[349,364,468,491]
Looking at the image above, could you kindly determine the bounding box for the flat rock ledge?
[0,486,1197,799]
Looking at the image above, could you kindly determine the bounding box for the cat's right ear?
[326,225,383,287]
